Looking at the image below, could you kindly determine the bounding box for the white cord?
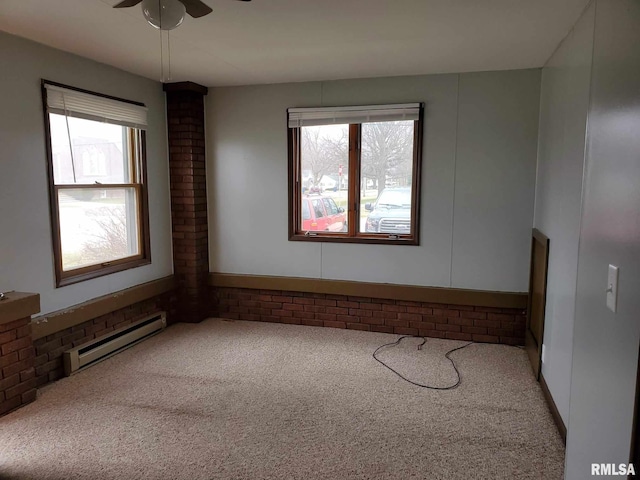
[62,94,77,183]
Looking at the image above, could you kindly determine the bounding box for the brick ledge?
[31,276,175,340]
[209,273,527,310]
[0,292,40,326]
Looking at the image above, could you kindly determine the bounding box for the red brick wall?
[0,317,36,415]
[32,292,174,388]
[165,83,209,323]
[215,287,526,345]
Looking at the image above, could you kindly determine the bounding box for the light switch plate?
[606,265,619,313]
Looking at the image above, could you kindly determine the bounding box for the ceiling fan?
[113,0,251,30]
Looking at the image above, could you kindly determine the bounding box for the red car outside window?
[301,195,346,232]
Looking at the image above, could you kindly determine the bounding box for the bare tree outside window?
[361,121,414,191]
[300,125,348,188]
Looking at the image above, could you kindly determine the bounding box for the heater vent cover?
[63,311,166,376]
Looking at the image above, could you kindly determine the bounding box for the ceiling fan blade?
[113,0,143,8]
[180,0,213,18]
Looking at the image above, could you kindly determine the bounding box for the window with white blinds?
[288,103,421,128]
[42,80,150,286]
[44,83,148,129]
[287,103,424,245]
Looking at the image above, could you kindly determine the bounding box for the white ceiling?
[0,0,589,87]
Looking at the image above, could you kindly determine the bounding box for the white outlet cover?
[541,344,546,364]
[606,265,619,313]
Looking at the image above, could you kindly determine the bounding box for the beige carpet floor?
[0,319,565,479]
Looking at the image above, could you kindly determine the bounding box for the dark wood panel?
[526,228,550,380]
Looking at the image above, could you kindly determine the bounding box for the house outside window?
[42,81,151,286]
[288,103,424,245]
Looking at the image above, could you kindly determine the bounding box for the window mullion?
[130,128,139,183]
[135,184,144,254]
[291,128,301,234]
[347,124,360,236]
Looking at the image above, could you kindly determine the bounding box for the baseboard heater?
[63,311,166,376]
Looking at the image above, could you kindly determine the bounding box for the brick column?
[0,292,40,416]
[164,82,209,324]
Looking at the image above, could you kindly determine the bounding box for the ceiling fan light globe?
[141,0,185,30]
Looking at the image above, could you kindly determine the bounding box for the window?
[312,199,325,218]
[323,197,338,216]
[42,80,150,286]
[288,103,423,244]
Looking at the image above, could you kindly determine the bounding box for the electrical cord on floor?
[372,335,473,390]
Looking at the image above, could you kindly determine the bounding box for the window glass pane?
[302,201,311,220]
[359,121,414,234]
[58,187,139,271]
[49,114,131,185]
[299,124,348,232]
[312,199,325,218]
[323,198,339,215]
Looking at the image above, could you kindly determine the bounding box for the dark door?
[526,229,549,380]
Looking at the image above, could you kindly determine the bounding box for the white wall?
[533,2,595,426]
[207,70,540,292]
[0,32,173,316]
[453,71,541,291]
[565,0,640,477]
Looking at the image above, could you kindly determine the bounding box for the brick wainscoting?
[215,287,526,345]
[33,292,174,388]
[1,317,37,415]
[0,292,40,416]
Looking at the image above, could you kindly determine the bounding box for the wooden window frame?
[288,105,424,245]
[41,80,151,287]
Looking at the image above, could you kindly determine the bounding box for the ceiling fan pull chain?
[159,0,164,82]
[167,30,172,81]
[159,27,164,82]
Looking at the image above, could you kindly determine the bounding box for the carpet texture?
[0,319,565,479]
